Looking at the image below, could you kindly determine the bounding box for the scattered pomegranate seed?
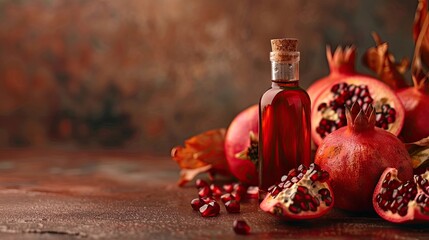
[233,219,250,235]
[225,200,240,213]
[246,186,259,199]
[200,197,216,204]
[233,183,247,202]
[210,184,223,197]
[191,198,203,211]
[196,179,209,188]
[199,201,220,217]
[198,186,212,198]
[221,193,234,203]
[223,184,234,193]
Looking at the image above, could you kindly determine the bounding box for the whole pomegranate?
[307,46,362,104]
[260,163,334,220]
[373,167,429,223]
[314,103,413,211]
[311,77,405,146]
[397,86,429,142]
[225,105,259,185]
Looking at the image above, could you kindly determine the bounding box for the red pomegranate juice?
[259,39,311,199]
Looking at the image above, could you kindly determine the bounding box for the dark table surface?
[0,149,428,239]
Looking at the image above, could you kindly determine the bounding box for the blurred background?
[0,0,418,155]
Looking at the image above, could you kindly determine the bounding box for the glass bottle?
[258,38,311,199]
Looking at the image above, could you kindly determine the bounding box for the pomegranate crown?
[326,45,356,73]
[346,102,376,132]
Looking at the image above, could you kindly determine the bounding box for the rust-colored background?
[0,0,418,154]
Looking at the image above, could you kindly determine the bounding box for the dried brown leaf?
[406,136,429,169]
[412,0,429,90]
[362,33,409,90]
[171,128,229,186]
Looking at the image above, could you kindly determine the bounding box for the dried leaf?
[412,0,429,91]
[177,165,212,187]
[414,0,428,41]
[406,136,429,169]
[171,128,230,186]
[362,33,409,90]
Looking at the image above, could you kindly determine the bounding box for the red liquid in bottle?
[258,38,311,200]
[259,81,311,192]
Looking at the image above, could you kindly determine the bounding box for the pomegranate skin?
[397,87,429,142]
[315,104,413,212]
[225,105,259,185]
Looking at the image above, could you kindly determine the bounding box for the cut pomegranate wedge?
[260,163,333,220]
[373,167,429,223]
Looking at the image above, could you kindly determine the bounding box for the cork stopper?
[271,38,298,52]
[270,38,300,63]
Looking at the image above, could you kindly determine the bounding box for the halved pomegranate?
[260,163,334,220]
[311,77,405,146]
[225,105,259,185]
[373,167,429,223]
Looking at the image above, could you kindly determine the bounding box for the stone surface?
[0,149,428,239]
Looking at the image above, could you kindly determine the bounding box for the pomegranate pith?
[373,167,429,223]
[315,103,412,211]
[260,163,334,220]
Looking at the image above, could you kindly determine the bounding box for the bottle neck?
[271,61,299,82]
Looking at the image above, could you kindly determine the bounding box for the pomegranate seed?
[199,201,220,217]
[233,183,247,202]
[288,168,299,176]
[318,103,328,111]
[210,184,223,197]
[191,198,203,211]
[270,186,281,197]
[331,84,340,93]
[324,196,333,206]
[196,179,208,188]
[246,186,259,199]
[223,184,233,193]
[233,219,250,235]
[283,181,292,189]
[318,171,330,182]
[297,186,308,194]
[231,192,242,203]
[225,200,240,213]
[200,196,216,204]
[221,193,234,203]
[288,204,301,214]
[300,201,309,211]
[198,186,212,198]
